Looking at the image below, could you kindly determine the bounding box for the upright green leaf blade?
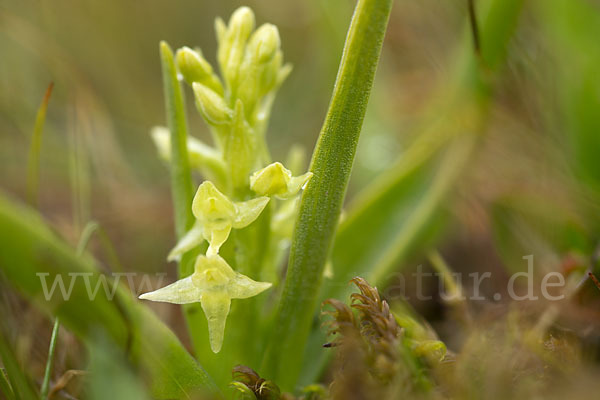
[160,41,195,238]
[0,365,15,400]
[299,0,525,384]
[262,0,393,390]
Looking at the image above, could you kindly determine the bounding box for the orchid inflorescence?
[140,6,312,353]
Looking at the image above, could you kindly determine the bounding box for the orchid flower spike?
[168,181,269,260]
[250,162,312,199]
[139,254,271,353]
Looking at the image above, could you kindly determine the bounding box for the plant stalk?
[262,0,393,390]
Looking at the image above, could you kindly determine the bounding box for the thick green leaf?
[0,194,219,399]
[299,0,525,385]
[87,337,150,400]
[261,0,393,390]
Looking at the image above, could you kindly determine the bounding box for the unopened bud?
[228,6,255,41]
[219,6,255,80]
[248,24,280,64]
[192,82,232,125]
[177,47,212,82]
[250,162,313,199]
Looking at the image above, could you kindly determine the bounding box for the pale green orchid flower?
[139,254,271,353]
[250,162,312,199]
[168,181,269,260]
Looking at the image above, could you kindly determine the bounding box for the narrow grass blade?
[67,104,91,233]
[26,82,53,208]
[39,318,60,400]
[0,329,38,400]
[38,219,97,399]
[0,366,14,400]
[262,0,393,389]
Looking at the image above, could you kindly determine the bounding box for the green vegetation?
[1,0,600,399]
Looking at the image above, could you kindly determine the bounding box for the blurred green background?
[0,0,468,274]
[1,0,600,396]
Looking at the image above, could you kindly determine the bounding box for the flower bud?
[250,162,313,199]
[257,51,282,97]
[176,47,212,81]
[229,6,255,40]
[219,7,255,84]
[248,24,280,64]
[214,17,227,44]
[176,47,223,93]
[251,162,289,196]
[192,82,232,125]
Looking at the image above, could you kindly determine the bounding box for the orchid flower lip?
[138,254,271,353]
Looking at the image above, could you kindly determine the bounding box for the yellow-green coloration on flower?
[248,24,280,64]
[168,181,269,260]
[139,254,271,353]
[176,47,224,95]
[160,6,292,197]
[193,82,232,126]
[214,6,291,124]
[216,7,255,89]
[250,162,312,199]
[152,5,299,361]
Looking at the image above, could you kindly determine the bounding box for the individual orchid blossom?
[139,254,271,353]
[250,162,312,199]
[168,181,269,260]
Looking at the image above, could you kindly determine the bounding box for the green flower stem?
[160,41,211,359]
[261,0,393,390]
